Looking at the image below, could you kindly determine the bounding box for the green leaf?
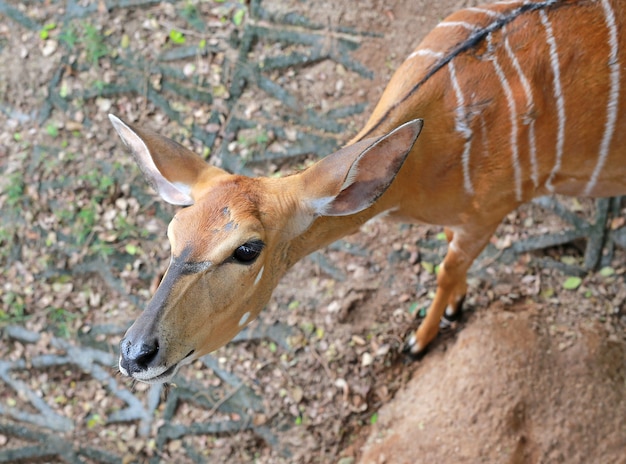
[599,266,615,277]
[169,29,186,44]
[233,8,245,26]
[120,33,130,49]
[563,276,582,290]
[295,415,302,426]
[436,232,447,241]
[59,82,69,98]
[370,412,378,424]
[46,124,59,138]
[125,244,138,255]
[40,22,56,40]
[408,302,419,315]
[87,413,103,429]
[421,261,435,274]
[560,255,578,266]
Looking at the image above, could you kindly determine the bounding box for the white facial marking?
[239,311,251,327]
[254,266,264,286]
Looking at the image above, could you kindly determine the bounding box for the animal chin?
[121,350,196,385]
[132,363,179,384]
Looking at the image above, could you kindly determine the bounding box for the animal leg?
[404,224,496,356]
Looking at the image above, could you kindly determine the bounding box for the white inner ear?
[171,181,193,199]
[109,114,194,206]
[308,196,335,216]
[310,163,361,216]
[341,163,360,191]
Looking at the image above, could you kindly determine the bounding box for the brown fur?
[111,0,626,381]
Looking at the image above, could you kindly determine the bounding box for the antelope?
[111,0,626,384]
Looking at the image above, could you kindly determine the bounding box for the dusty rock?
[359,306,626,463]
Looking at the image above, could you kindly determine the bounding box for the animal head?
[109,115,422,383]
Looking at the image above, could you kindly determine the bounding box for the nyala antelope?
[110,0,626,383]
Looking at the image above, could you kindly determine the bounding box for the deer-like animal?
[111,0,626,383]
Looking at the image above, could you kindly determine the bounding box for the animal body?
[111,0,626,383]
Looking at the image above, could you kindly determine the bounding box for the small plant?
[48,306,77,338]
[169,29,186,45]
[0,291,28,324]
[81,171,115,202]
[82,22,109,65]
[45,123,59,138]
[40,22,56,40]
[182,2,200,21]
[76,202,98,245]
[59,24,78,48]
[90,240,114,259]
[115,215,145,241]
[5,172,24,207]
[213,0,247,26]
[237,128,270,149]
[232,7,245,26]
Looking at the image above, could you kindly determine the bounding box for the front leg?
[403,225,496,356]
[442,227,467,322]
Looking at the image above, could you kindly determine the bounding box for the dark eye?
[232,240,264,264]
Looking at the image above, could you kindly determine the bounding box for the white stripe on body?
[487,33,523,201]
[448,61,475,195]
[540,10,566,192]
[585,0,620,195]
[502,29,539,189]
[438,21,477,31]
[407,49,445,61]
[480,115,489,158]
[466,7,500,18]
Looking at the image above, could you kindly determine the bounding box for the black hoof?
[401,334,429,360]
[442,295,465,323]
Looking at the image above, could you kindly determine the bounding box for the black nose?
[120,336,159,374]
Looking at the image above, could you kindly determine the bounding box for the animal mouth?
[143,364,178,384]
[125,350,196,384]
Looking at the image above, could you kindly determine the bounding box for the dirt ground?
[1,0,625,463]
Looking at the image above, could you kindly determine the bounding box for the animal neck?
[286,197,391,268]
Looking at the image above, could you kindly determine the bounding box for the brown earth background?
[0,0,625,463]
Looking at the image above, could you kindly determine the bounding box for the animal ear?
[109,114,226,206]
[301,119,423,216]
